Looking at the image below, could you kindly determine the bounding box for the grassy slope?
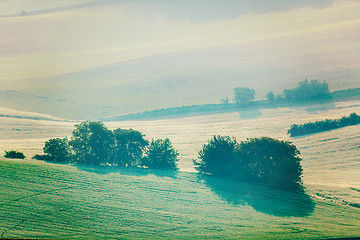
[1,158,359,239]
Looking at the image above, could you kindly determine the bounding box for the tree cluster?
[233,87,256,105]
[288,113,360,137]
[267,79,330,102]
[231,79,329,105]
[34,121,179,170]
[193,136,303,192]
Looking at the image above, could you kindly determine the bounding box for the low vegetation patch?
[288,113,360,137]
[4,150,26,159]
[32,154,51,161]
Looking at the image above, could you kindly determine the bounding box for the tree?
[112,128,148,167]
[233,87,255,105]
[266,91,275,102]
[220,97,229,104]
[194,136,304,192]
[232,137,303,191]
[193,135,237,177]
[4,150,25,159]
[142,138,179,169]
[69,121,114,165]
[43,138,71,162]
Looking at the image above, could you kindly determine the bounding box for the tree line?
[229,79,330,105]
[33,121,179,170]
[5,121,304,192]
[288,112,360,137]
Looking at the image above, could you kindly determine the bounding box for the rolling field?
[1,99,360,239]
[1,1,360,238]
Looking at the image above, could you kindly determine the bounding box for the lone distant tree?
[233,87,255,105]
[142,138,179,170]
[70,121,114,165]
[112,128,148,167]
[43,138,72,162]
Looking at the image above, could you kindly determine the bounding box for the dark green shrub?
[32,154,51,161]
[288,112,360,137]
[4,150,25,159]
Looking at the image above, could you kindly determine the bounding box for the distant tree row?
[193,136,303,192]
[4,121,305,192]
[224,79,330,106]
[33,121,179,170]
[267,79,330,102]
[288,113,360,137]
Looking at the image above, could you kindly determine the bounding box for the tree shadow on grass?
[238,108,262,119]
[75,163,179,179]
[200,175,315,217]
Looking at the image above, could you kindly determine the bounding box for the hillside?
[1,158,360,239]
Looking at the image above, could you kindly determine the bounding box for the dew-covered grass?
[1,158,360,239]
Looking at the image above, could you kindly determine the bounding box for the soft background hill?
[1,0,360,119]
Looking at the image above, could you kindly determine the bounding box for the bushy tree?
[113,128,148,167]
[37,121,180,170]
[194,136,304,192]
[232,137,303,191]
[4,150,25,159]
[43,138,72,162]
[142,138,179,169]
[193,135,237,177]
[69,121,114,165]
[233,87,255,105]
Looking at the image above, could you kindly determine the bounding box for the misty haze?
[1,1,360,239]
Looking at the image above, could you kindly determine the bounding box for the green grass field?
[1,158,359,239]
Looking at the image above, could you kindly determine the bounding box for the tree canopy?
[142,138,179,170]
[69,121,114,165]
[194,136,303,192]
[194,135,237,177]
[43,138,71,162]
[233,87,255,105]
[34,121,179,170]
[113,128,148,167]
[283,79,329,100]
